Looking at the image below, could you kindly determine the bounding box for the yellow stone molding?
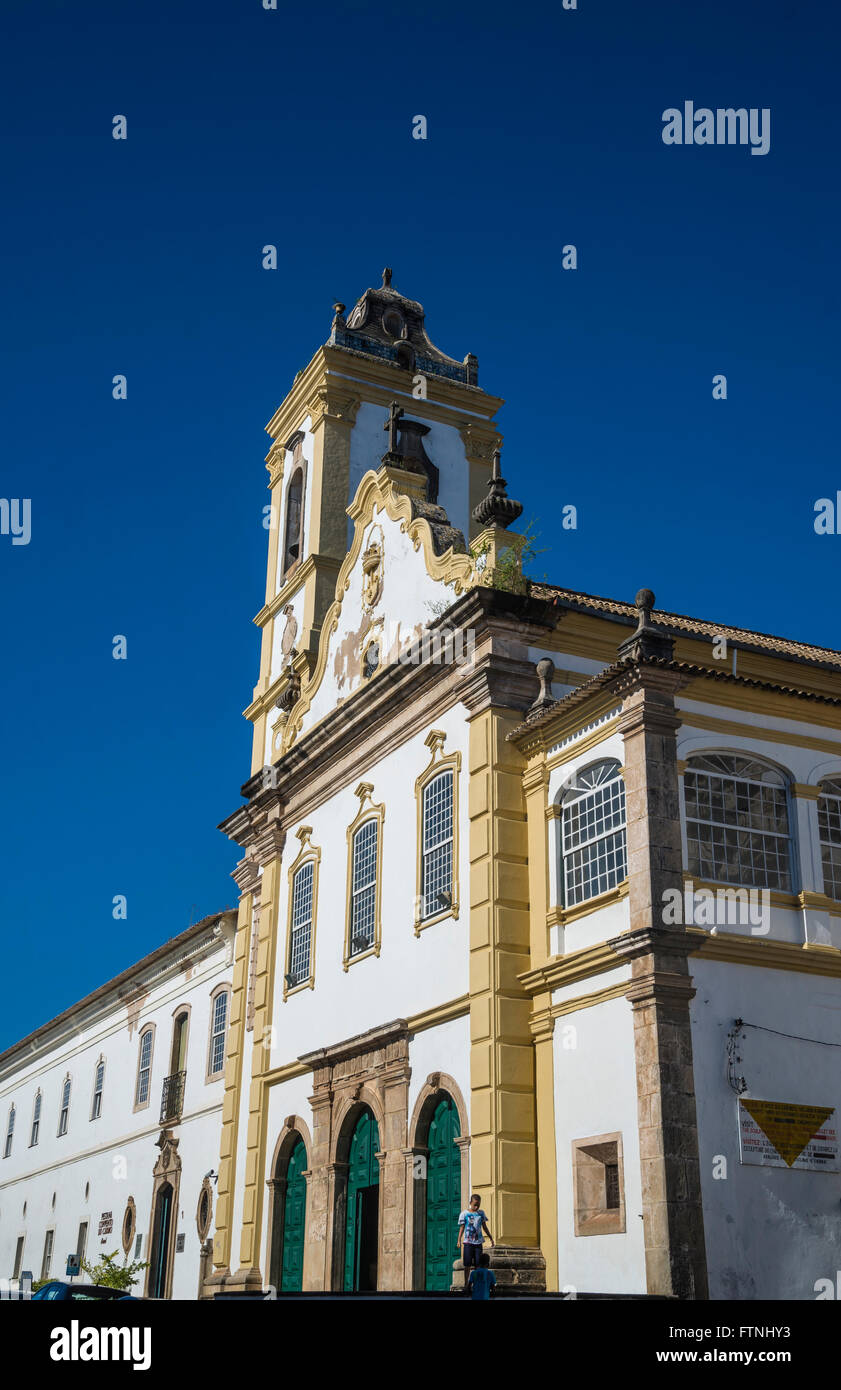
[211,891,253,1274]
[680,873,799,911]
[413,730,462,934]
[791,782,823,800]
[545,880,629,931]
[678,703,841,743]
[343,782,385,971]
[519,939,622,996]
[548,979,630,1018]
[282,827,321,1001]
[688,929,841,974]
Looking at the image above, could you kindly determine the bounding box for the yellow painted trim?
[678,708,841,751]
[283,827,321,1000]
[544,715,622,769]
[343,782,385,971]
[689,929,841,975]
[792,783,823,800]
[547,880,629,929]
[413,730,461,934]
[546,979,630,1019]
[519,940,621,996]
[681,873,799,911]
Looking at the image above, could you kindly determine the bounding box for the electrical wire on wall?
[726,1019,747,1095]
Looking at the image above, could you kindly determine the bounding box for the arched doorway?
[343,1109,379,1291]
[148,1181,174,1300]
[424,1096,461,1289]
[280,1138,307,1290]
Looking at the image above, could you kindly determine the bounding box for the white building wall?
[690,957,841,1300]
[0,925,233,1299]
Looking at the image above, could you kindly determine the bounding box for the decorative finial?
[331,301,346,326]
[617,588,674,663]
[382,267,392,288]
[471,446,524,530]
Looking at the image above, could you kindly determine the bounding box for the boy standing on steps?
[457,1193,494,1289]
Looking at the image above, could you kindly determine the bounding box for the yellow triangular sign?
[741,1100,834,1167]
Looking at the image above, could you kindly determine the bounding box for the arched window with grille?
[683,753,793,891]
[420,770,454,921]
[57,1076,71,1137]
[30,1091,41,1147]
[344,785,384,967]
[818,778,841,900]
[90,1059,105,1120]
[284,828,321,997]
[560,759,627,908]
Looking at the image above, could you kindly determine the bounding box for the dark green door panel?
[425,1098,460,1289]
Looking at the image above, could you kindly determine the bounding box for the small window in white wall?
[421,771,454,920]
[57,1078,71,1137]
[40,1229,54,1281]
[91,1061,105,1120]
[350,819,378,954]
[289,862,314,984]
[561,760,627,907]
[30,1092,41,1147]
[818,778,841,901]
[208,991,229,1077]
[4,1105,15,1158]
[684,753,793,891]
[136,1028,153,1107]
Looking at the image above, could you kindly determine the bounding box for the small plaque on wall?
[739,1099,839,1171]
[98,1212,113,1235]
[175,1233,185,1253]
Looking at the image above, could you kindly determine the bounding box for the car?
[31,1281,141,1301]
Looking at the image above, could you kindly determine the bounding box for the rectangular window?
[209,992,229,1076]
[4,1108,15,1158]
[58,1079,71,1137]
[684,768,791,891]
[289,862,314,983]
[13,1236,24,1280]
[76,1222,88,1262]
[350,820,378,954]
[40,1230,54,1281]
[421,772,453,919]
[30,1093,41,1147]
[572,1134,625,1236]
[91,1062,104,1120]
[563,774,627,907]
[134,1232,143,1259]
[136,1030,153,1107]
[818,784,841,900]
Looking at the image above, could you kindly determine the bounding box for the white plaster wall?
[0,936,231,1298]
[268,704,469,1069]
[690,957,841,1300]
[552,989,647,1295]
[348,403,471,543]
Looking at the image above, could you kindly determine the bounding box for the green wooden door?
[425,1097,461,1289]
[280,1138,307,1292]
[343,1110,380,1291]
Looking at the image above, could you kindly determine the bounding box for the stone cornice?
[519,940,622,996]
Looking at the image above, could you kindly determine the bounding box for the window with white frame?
[208,990,229,1076]
[350,819,378,954]
[30,1092,41,1147]
[91,1061,105,1120]
[4,1105,15,1158]
[421,770,454,920]
[684,753,793,891]
[135,1028,153,1107]
[561,760,627,908]
[289,862,314,983]
[818,778,841,901]
[57,1077,71,1137]
[40,1229,54,1281]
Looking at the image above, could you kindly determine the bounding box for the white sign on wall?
[738,1099,839,1172]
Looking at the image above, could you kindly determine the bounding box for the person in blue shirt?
[457,1193,494,1289]
[468,1251,497,1301]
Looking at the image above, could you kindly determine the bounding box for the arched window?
[684,753,793,891]
[207,989,229,1077]
[4,1105,15,1158]
[350,820,379,956]
[135,1027,154,1108]
[420,771,454,921]
[561,760,627,907]
[282,467,304,577]
[818,778,841,900]
[90,1059,105,1121]
[57,1077,71,1137]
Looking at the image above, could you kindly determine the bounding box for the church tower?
[246,270,504,776]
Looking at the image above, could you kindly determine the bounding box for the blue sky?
[1,0,839,1048]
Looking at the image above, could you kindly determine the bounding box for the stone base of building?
[450,1245,546,1292]
[204,1265,265,1299]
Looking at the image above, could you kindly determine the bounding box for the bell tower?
[246,269,505,775]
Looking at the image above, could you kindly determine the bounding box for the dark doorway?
[354,1185,379,1292]
[149,1181,173,1299]
[342,1108,380,1291]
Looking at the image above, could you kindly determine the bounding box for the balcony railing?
[160,1070,186,1124]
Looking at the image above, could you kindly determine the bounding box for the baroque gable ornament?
[361,527,384,612]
